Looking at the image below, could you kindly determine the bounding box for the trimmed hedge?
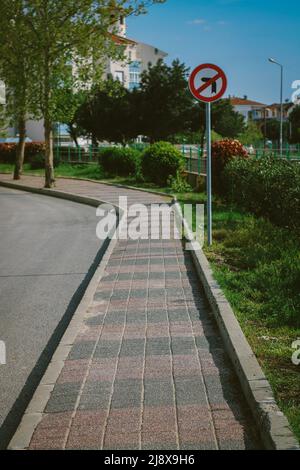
[141,142,184,186]
[223,157,300,232]
[0,142,46,164]
[98,147,141,177]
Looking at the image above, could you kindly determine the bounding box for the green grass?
[1,162,299,441]
[0,163,172,194]
[177,192,300,442]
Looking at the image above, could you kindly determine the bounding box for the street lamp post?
[268,58,284,157]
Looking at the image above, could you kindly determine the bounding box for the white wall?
[26,119,44,141]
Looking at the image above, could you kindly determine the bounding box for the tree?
[138,59,194,143]
[238,121,263,146]
[190,98,245,150]
[289,105,300,144]
[76,78,140,145]
[261,119,289,146]
[8,0,163,188]
[0,0,39,179]
[212,99,245,138]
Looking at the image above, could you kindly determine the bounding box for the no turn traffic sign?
[189,63,227,103]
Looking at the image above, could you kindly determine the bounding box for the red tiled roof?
[230,97,266,106]
[110,33,137,45]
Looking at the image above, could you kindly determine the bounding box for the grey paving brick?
[94,340,121,359]
[120,338,145,357]
[127,310,147,324]
[168,308,190,323]
[171,337,196,355]
[204,375,241,405]
[104,311,126,325]
[147,309,168,324]
[45,382,81,413]
[149,272,164,280]
[144,379,175,407]
[130,289,148,299]
[111,379,142,408]
[86,314,105,326]
[148,288,166,298]
[174,377,207,405]
[146,337,170,356]
[195,335,223,351]
[133,272,148,280]
[79,381,112,410]
[68,341,95,360]
[111,289,130,301]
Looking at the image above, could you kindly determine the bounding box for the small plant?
[141,141,184,186]
[168,172,192,193]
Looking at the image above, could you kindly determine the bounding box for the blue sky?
[127,0,300,104]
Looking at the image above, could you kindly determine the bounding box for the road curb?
[0,180,124,450]
[173,202,299,450]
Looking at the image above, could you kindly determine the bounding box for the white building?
[4,18,167,142]
[230,96,267,122]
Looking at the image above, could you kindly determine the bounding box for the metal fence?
[178,145,207,176]
[53,143,300,178]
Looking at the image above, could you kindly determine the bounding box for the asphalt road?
[0,187,105,448]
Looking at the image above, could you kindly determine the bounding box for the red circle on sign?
[189,63,227,103]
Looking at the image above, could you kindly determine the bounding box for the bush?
[0,141,46,164]
[98,147,141,177]
[25,142,46,162]
[212,139,248,193]
[223,156,300,232]
[0,143,16,163]
[141,142,184,186]
[30,153,60,170]
[168,172,192,193]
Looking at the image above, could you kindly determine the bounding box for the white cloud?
[187,18,206,25]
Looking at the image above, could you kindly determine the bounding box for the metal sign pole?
[206,102,212,246]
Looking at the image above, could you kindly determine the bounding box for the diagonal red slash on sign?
[196,72,222,94]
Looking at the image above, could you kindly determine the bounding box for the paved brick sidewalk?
[1,175,261,450]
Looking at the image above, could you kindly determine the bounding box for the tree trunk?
[13,115,26,180]
[44,117,55,188]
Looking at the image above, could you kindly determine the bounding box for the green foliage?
[141,141,184,185]
[99,147,141,177]
[289,105,300,144]
[168,172,192,193]
[30,153,59,170]
[211,99,245,138]
[211,139,248,192]
[138,59,194,142]
[0,142,45,163]
[224,157,300,232]
[76,79,140,145]
[238,121,263,146]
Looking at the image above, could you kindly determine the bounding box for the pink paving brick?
[88,358,118,382]
[145,355,172,378]
[116,356,144,380]
[106,408,141,434]
[103,432,140,449]
[143,406,177,432]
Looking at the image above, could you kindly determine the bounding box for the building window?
[114,71,125,84]
[129,71,140,84]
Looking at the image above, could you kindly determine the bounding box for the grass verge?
[177,191,300,442]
